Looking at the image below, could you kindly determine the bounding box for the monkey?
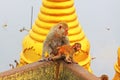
[51,43,81,63]
[41,22,70,61]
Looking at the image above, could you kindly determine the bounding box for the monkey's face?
[60,26,68,36]
[57,24,68,37]
[73,43,81,52]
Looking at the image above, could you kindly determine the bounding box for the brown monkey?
[41,22,70,61]
[51,43,81,63]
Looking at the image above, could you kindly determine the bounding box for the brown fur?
[41,22,70,60]
[51,43,81,63]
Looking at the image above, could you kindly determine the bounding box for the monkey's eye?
[59,25,62,29]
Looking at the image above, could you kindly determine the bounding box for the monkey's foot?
[65,61,72,64]
[38,57,54,62]
[72,61,78,64]
[64,59,72,64]
[48,57,54,61]
[65,61,78,64]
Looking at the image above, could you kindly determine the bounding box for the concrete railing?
[0,60,102,80]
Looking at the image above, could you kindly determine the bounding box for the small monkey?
[41,22,70,60]
[51,43,81,63]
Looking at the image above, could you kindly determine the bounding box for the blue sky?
[0,0,120,79]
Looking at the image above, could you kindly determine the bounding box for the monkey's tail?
[55,62,60,80]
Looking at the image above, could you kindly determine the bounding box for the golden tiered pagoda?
[18,0,92,72]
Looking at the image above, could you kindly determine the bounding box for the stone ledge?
[0,60,101,80]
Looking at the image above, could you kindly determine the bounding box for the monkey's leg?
[47,53,55,61]
[64,54,72,63]
[51,55,63,61]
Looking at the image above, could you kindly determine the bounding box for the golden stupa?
[18,0,92,72]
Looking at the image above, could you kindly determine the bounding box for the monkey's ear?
[58,25,62,29]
